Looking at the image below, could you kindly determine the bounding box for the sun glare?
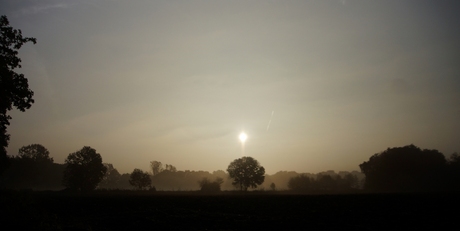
[239,132,248,143]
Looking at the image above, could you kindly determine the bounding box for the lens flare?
[239,132,248,143]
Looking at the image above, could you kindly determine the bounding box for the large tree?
[63,146,107,191]
[359,144,447,192]
[0,15,36,173]
[129,168,152,190]
[227,156,265,191]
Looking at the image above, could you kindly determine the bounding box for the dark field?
[2,191,459,230]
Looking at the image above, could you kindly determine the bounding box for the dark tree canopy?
[0,156,65,190]
[63,146,107,191]
[227,156,265,191]
[129,168,152,190]
[0,15,36,173]
[198,177,224,192]
[17,144,53,163]
[1,145,61,190]
[359,144,447,192]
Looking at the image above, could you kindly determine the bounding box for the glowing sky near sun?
[2,0,459,174]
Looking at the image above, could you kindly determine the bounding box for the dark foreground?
[1,191,459,230]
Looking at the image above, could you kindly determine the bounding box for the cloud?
[17,2,70,15]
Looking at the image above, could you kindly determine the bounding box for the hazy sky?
[2,0,459,174]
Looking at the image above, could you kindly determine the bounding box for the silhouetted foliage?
[149,161,176,176]
[359,144,447,192]
[164,164,177,172]
[316,174,336,191]
[288,172,359,193]
[63,146,107,191]
[17,144,53,163]
[198,177,224,192]
[270,182,276,191]
[261,171,303,190]
[1,144,64,190]
[340,173,360,189]
[0,155,64,190]
[150,161,163,176]
[446,152,460,191]
[288,174,314,191]
[227,156,265,191]
[98,163,121,189]
[0,15,36,174]
[118,173,133,189]
[149,170,229,191]
[129,168,152,190]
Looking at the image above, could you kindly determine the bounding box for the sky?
[1,0,459,174]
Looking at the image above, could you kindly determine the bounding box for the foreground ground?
[1,191,459,230]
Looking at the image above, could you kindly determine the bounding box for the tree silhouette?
[0,15,36,174]
[164,164,177,172]
[0,144,60,189]
[17,144,53,163]
[227,156,265,191]
[198,177,224,192]
[359,144,447,192]
[150,161,163,176]
[63,146,107,191]
[288,174,314,192]
[98,163,121,189]
[446,153,460,191]
[129,168,152,190]
[270,182,276,191]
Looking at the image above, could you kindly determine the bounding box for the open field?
[2,191,459,230]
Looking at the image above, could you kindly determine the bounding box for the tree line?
[1,143,366,192]
[2,143,460,193]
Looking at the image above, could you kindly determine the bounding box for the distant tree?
[150,161,163,175]
[263,171,301,190]
[129,168,152,190]
[340,173,359,189]
[164,164,177,172]
[270,182,276,191]
[63,146,107,191]
[448,152,460,166]
[316,174,337,191]
[118,173,133,189]
[0,15,37,174]
[98,163,121,189]
[227,156,265,191]
[288,174,314,192]
[17,144,53,163]
[288,172,361,193]
[198,177,224,192]
[359,144,447,192]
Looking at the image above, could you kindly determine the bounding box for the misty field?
[2,191,458,230]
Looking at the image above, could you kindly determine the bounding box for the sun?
[239,132,248,143]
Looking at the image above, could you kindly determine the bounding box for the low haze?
[2,0,459,174]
